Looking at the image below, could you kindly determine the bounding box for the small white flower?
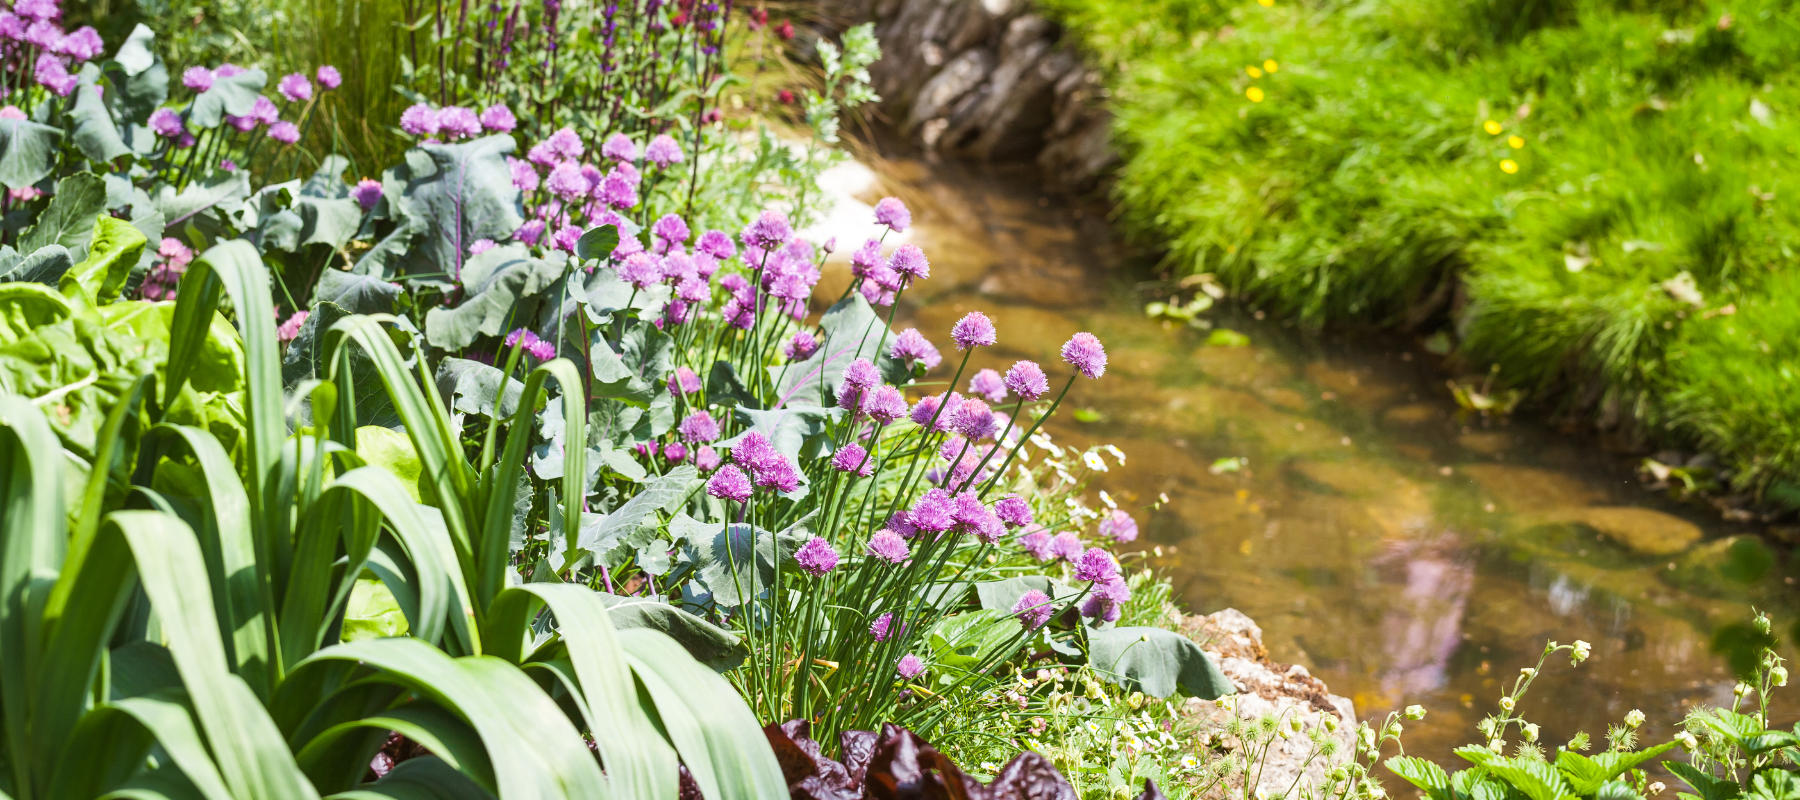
[1030,433,1064,457]
[1103,443,1128,465]
[1735,682,1753,697]
[1523,723,1540,742]
[1675,731,1699,751]
[1499,696,1515,712]
[1366,785,1386,799]
[1624,709,1645,728]
[1082,451,1109,472]
[1520,667,1537,678]
[1774,666,1789,687]
[1571,640,1592,664]
[1650,783,1666,795]
[1100,490,1118,509]
[1404,705,1426,720]
[1488,740,1506,754]
[1181,755,1200,769]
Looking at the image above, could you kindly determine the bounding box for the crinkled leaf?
[974,576,1079,614]
[598,593,744,669]
[717,405,841,464]
[301,155,353,199]
[1663,761,1741,800]
[434,357,525,420]
[314,269,400,315]
[1087,626,1234,700]
[423,244,564,350]
[62,215,147,305]
[393,136,524,285]
[928,610,1021,669]
[153,168,251,229]
[684,513,813,608]
[1387,756,1455,800]
[775,294,904,407]
[188,68,266,129]
[707,360,761,410]
[20,173,109,261]
[593,322,675,402]
[0,244,72,285]
[112,23,158,75]
[575,466,699,567]
[0,117,62,189]
[575,224,619,263]
[69,66,131,164]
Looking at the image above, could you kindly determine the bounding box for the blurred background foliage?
[1037,0,1800,498]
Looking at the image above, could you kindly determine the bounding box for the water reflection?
[804,155,1798,770]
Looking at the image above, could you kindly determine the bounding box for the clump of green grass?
[1046,0,1800,497]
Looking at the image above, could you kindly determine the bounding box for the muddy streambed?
[802,156,1799,768]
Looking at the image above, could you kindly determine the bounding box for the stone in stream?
[1381,403,1444,426]
[1665,535,1775,596]
[1177,609,1357,799]
[1568,507,1703,557]
[1457,463,1608,512]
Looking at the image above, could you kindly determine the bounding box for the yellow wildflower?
[1258,0,1274,5]
[1507,135,1525,149]
[1264,59,1279,72]
[1500,159,1519,174]
[1247,86,1265,102]
[1483,120,1503,135]
[1247,66,1264,78]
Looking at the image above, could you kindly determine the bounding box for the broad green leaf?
[1386,756,1455,800]
[1088,626,1234,699]
[0,244,73,286]
[422,244,564,350]
[391,137,524,286]
[0,393,68,798]
[153,169,252,229]
[356,426,426,502]
[575,466,698,568]
[61,215,148,306]
[774,294,905,407]
[597,594,744,669]
[315,270,400,315]
[111,23,158,75]
[0,281,72,339]
[974,575,1080,614]
[341,576,409,641]
[620,628,788,800]
[51,690,235,800]
[69,69,131,164]
[1663,761,1742,800]
[574,225,619,263]
[19,174,108,261]
[189,68,266,129]
[434,359,524,424]
[0,117,61,189]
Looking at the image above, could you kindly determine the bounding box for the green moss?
[1048,0,1800,493]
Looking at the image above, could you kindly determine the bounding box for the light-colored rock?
[1178,609,1357,799]
[1570,506,1704,556]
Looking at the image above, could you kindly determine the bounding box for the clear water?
[806,156,1798,771]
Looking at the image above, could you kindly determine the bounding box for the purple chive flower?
[697,229,736,260]
[668,366,701,396]
[1020,530,1054,561]
[909,395,942,428]
[678,411,720,443]
[757,457,802,494]
[316,65,342,90]
[887,510,920,540]
[1094,574,1132,603]
[601,133,637,162]
[794,537,839,576]
[1099,509,1139,542]
[277,72,313,103]
[651,213,690,246]
[645,133,684,167]
[544,127,585,160]
[1004,361,1049,401]
[696,445,721,471]
[149,108,185,138]
[832,442,873,476]
[741,210,792,250]
[873,196,911,232]
[351,178,383,211]
[1073,548,1119,582]
[842,358,881,391]
[706,464,752,502]
[908,488,955,534]
[951,311,997,350]
[618,252,664,289]
[867,530,910,563]
[54,27,103,62]
[267,121,300,144]
[480,103,517,132]
[862,385,910,425]
[438,106,482,139]
[599,171,638,209]
[995,495,1033,528]
[400,103,440,136]
[22,19,56,49]
[890,328,942,371]
[950,398,999,441]
[676,276,712,304]
[504,328,557,360]
[507,157,540,192]
[968,369,1007,404]
[1050,532,1085,561]
[470,239,498,256]
[278,311,310,343]
[896,654,926,680]
[552,225,583,253]
[1012,590,1055,630]
[950,491,990,532]
[1081,594,1122,623]
[870,612,895,641]
[34,57,75,96]
[783,331,819,361]
[545,162,587,201]
[886,243,929,282]
[514,219,546,246]
[14,0,56,23]
[850,239,882,278]
[1062,332,1107,379]
[250,96,280,125]
[665,442,689,463]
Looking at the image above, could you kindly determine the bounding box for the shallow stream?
[806,156,1799,769]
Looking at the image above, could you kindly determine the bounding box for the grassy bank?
[1039,0,1800,500]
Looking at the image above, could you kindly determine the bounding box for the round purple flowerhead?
[1080,595,1121,624]
[480,103,517,132]
[267,121,300,144]
[438,106,482,139]
[645,133,684,168]
[896,654,926,680]
[794,537,839,576]
[1004,361,1049,401]
[994,495,1033,529]
[783,331,819,361]
[951,311,997,350]
[886,243,929,283]
[277,72,312,103]
[149,108,185,138]
[316,65,342,90]
[908,488,955,534]
[544,127,586,160]
[601,132,638,162]
[667,366,701,396]
[1093,574,1132,603]
[741,210,792,251]
[1050,532,1084,561]
[832,442,873,476]
[545,162,587,201]
[651,213,690,247]
[350,178,383,211]
[1012,589,1055,630]
[1020,530,1054,561]
[181,66,214,92]
[968,369,1007,404]
[697,229,736,260]
[706,464,752,503]
[861,385,909,425]
[908,394,941,428]
[1061,332,1107,379]
[664,442,688,463]
[507,157,540,192]
[870,612,895,641]
[950,398,999,441]
[695,445,721,472]
[399,102,440,136]
[618,252,663,289]
[873,196,911,232]
[867,530,910,564]
[599,171,638,210]
[1099,509,1138,543]
[514,219,546,246]
[678,411,720,444]
[1073,547,1119,583]
[841,358,881,391]
[54,27,104,62]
